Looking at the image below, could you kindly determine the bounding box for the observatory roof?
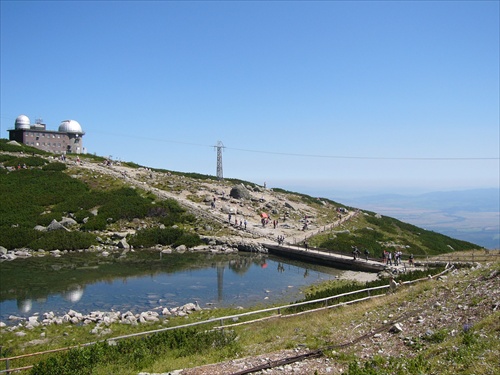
[58,119,83,134]
[15,115,30,130]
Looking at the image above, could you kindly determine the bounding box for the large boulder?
[60,217,78,228]
[229,184,251,200]
[47,220,69,231]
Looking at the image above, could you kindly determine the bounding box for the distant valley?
[338,188,500,250]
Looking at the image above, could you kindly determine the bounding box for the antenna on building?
[214,140,224,180]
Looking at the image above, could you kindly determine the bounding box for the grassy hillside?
[0,140,201,251]
[0,139,481,254]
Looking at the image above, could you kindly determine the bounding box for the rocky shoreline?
[0,234,268,263]
[1,301,205,337]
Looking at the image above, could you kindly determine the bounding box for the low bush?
[0,227,40,249]
[28,231,97,251]
[2,156,48,168]
[128,227,202,248]
[30,328,239,375]
[42,162,67,171]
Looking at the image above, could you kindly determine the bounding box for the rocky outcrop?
[229,184,252,200]
[201,236,267,253]
[60,217,78,228]
[47,219,70,232]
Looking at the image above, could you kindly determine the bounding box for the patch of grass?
[310,211,479,257]
[30,328,240,375]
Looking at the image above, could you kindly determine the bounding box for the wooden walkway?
[262,243,386,273]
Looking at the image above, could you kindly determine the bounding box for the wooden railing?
[0,266,452,374]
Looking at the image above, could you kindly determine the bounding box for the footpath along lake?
[0,251,371,323]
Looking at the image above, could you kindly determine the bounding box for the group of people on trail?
[382,250,415,267]
[351,246,370,261]
[383,249,404,266]
[227,212,247,230]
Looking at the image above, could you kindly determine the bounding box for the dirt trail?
[74,160,356,246]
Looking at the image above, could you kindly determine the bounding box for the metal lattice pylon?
[215,141,224,180]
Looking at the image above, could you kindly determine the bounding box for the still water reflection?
[0,252,346,321]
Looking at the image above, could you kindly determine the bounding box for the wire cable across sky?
[92,131,499,161]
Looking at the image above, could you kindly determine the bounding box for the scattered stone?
[60,217,78,228]
[389,323,403,333]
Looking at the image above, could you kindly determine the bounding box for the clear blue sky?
[1,1,499,196]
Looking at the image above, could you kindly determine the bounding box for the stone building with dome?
[8,115,85,154]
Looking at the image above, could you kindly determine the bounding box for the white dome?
[17,299,33,313]
[58,119,83,134]
[15,115,30,130]
[63,286,84,302]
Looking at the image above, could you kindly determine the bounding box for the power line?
[224,146,499,161]
[88,130,500,161]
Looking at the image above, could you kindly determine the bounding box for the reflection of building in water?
[62,286,84,302]
[17,298,32,313]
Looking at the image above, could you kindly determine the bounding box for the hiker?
[409,254,414,267]
[352,246,360,260]
[364,249,370,261]
[304,240,309,251]
[395,251,402,266]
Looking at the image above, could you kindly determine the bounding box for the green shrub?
[0,227,40,249]
[42,162,67,171]
[28,231,97,251]
[423,328,449,343]
[73,210,92,223]
[80,216,107,231]
[0,154,16,162]
[30,328,239,375]
[2,156,47,168]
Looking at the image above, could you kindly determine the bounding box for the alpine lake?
[0,250,355,323]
